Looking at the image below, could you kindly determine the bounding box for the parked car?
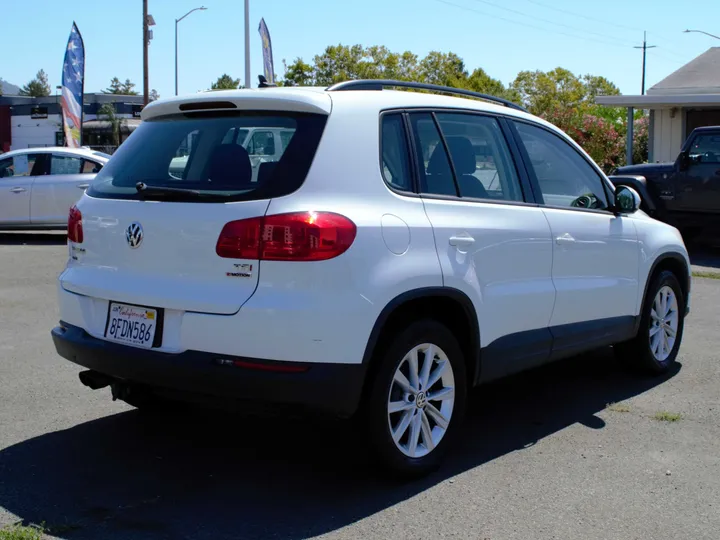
[51,80,691,478]
[611,126,720,239]
[0,147,109,229]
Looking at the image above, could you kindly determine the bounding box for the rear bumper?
[51,323,366,417]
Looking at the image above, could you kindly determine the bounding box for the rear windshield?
[87,111,327,202]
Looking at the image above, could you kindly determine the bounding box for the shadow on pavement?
[0,349,680,540]
[0,232,66,246]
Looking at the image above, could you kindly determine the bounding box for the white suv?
[52,80,691,477]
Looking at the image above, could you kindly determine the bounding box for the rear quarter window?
[87,112,327,202]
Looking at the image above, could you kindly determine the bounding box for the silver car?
[0,147,110,229]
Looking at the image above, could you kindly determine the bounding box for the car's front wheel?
[615,270,685,374]
[365,319,467,478]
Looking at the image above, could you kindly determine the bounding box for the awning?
[596,94,720,108]
[82,118,141,133]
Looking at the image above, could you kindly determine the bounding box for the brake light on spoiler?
[216,211,357,261]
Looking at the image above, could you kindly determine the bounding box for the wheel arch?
[635,251,690,334]
[360,287,481,396]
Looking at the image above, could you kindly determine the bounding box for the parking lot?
[1,232,719,540]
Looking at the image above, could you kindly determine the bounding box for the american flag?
[61,22,85,148]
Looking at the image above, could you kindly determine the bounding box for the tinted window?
[409,113,457,196]
[514,122,609,210]
[435,113,523,201]
[689,134,720,164]
[51,155,83,175]
[87,113,327,202]
[0,154,40,178]
[380,114,412,191]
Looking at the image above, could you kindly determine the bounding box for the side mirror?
[678,150,690,171]
[615,185,641,214]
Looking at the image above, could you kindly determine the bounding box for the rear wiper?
[135,182,228,201]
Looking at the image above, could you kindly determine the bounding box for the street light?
[684,29,720,41]
[175,6,207,95]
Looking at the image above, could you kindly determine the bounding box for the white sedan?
[0,147,110,229]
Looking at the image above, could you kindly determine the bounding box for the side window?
[514,122,609,210]
[0,158,13,179]
[688,134,720,164]
[435,113,523,201]
[82,160,103,174]
[50,155,83,175]
[380,114,412,191]
[409,113,457,196]
[247,131,275,156]
[2,154,42,177]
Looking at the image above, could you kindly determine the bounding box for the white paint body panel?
[420,199,555,347]
[55,87,691,367]
[541,208,640,326]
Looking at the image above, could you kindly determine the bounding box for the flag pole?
[244,0,251,88]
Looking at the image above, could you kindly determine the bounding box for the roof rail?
[326,79,527,112]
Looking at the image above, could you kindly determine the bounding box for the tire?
[615,270,685,374]
[364,319,467,479]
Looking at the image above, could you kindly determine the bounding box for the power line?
[433,0,630,50]
[520,0,646,33]
[466,0,638,47]
[520,0,696,61]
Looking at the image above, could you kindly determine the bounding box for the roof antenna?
[258,75,277,88]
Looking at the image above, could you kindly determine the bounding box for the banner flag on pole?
[258,18,275,84]
[61,22,85,148]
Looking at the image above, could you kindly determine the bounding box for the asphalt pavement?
[0,232,719,540]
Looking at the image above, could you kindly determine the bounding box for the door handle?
[449,235,475,247]
[10,187,26,194]
[77,183,90,189]
[556,233,576,245]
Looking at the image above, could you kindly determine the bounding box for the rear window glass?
[87,112,327,202]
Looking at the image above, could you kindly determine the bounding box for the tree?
[211,74,241,90]
[466,68,521,103]
[103,77,138,95]
[19,69,51,97]
[149,89,160,102]
[418,51,467,88]
[98,103,126,147]
[282,58,315,86]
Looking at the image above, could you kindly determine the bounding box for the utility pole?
[143,0,149,105]
[634,31,656,95]
[244,0,251,88]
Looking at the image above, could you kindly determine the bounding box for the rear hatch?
[62,93,329,315]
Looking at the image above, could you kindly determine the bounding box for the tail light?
[68,205,84,243]
[216,211,356,261]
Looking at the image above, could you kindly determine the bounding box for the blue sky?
[2,0,718,98]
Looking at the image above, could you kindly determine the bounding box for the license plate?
[105,302,157,349]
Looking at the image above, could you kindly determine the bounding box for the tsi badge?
[126,222,144,249]
[227,263,253,278]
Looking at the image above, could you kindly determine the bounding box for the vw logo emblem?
[126,222,144,249]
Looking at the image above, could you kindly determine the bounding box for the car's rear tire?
[364,319,467,479]
[615,270,685,374]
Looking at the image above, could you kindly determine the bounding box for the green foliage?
[99,103,125,147]
[211,74,241,90]
[103,77,138,95]
[281,45,644,169]
[19,69,51,97]
[149,89,160,102]
[0,523,44,540]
